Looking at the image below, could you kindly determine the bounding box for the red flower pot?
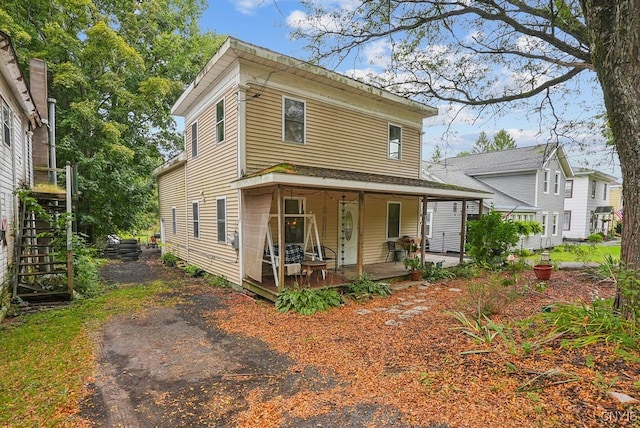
[533,264,553,280]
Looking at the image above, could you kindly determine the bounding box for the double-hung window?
[284,197,305,244]
[563,211,571,230]
[283,97,305,144]
[554,171,560,195]
[565,180,573,198]
[591,180,596,198]
[387,202,401,239]
[216,99,225,143]
[216,197,226,243]
[541,213,548,236]
[388,124,401,160]
[191,122,198,158]
[543,169,549,193]
[603,183,608,200]
[192,201,200,239]
[552,213,559,236]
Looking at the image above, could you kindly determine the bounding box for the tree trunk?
[581,0,640,318]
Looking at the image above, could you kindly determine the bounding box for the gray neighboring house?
[422,145,573,253]
[563,168,619,240]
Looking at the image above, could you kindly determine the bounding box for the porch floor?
[243,252,465,302]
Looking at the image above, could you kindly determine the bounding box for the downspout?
[48,98,57,184]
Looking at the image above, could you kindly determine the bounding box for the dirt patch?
[83,249,399,427]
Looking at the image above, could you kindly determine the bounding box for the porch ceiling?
[231,163,492,200]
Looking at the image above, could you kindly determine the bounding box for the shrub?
[182,264,204,277]
[208,275,230,287]
[275,286,343,315]
[587,233,604,243]
[161,252,178,267]
[448,262,479,279]
[344,273,391,299]
[466,210,519,268]
[466,274,518,318]
[423,261,455,281]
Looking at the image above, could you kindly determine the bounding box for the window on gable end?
[554,171,560,195]
[283,97,305,144]
[216,99,225,143]
[191,122,198,158]
[388,124,401,160]
[543,169,549,193]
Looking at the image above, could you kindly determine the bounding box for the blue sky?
[200,1,621,180]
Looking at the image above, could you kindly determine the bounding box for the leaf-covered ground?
[78,254,639,427]
[210,270,639,427]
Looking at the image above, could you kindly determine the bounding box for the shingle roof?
[439,145,559,175]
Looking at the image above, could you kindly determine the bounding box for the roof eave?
[231,172,491,200]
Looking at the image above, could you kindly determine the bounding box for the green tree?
[471,131,492,154]
[465,130,516,156]
[466,210,519,267]
[1,0,224,240]
[492,130,517,151]
[294,0,639,319]
[430,145,443,162]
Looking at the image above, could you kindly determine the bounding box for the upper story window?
[565,180,573,198]
[388,124,401,160]
[191,122,198,158]
[591,180,596,198]
[543,169,549,193]
[216,99,225,143]
[2,101,11,147]
[283,97,305,144]
[554,171,560,195]
[217,197,227,243]
[387,201,401,239]
[603,183,608,200]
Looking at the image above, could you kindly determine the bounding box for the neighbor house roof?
[172,37,438,118]
[231,163,492,200]
[423,162,538,212]
[571,167,618,183]
[436,144,573,178]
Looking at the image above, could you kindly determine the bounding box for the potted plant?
[403,256,423,281]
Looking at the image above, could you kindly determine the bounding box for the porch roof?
[231,163,492,200]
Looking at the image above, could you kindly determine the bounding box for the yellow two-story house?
[155,37,489,300]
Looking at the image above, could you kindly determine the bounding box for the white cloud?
[286,9,343,32]
[231,0,268,15]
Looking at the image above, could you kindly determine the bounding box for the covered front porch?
[233,163,490,303]
[243,252,466,301]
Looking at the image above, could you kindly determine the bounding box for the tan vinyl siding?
[245,85,423,178]
[158,165,188,260]
[184,86,241,285]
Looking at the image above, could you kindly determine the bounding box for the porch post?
[421,195,428,263]
[276,186,285,290]
[459,199,467,263]
[478,199,484,216]
[357,191,365,276]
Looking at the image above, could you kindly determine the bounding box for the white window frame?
[191,121,198,158]
[216,98,225,144]
[541,212,548,237]
[171,206,177,234]
[552,212,559,236]
[543,169,549,194]
[554,171,561,195]
[216,197,227,244]
[426,210,433,239]
[388,124,402,160]
[192,201,200,239]
[565,179,574,198]
[282,96,306,144]
[386,201,401,239]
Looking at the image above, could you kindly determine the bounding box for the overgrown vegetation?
[207,274,231,288]
[182,264,205,277]
[465,210,519,268]
[161,252,178,267]
[275,286,343,315]
[422,261,455,282]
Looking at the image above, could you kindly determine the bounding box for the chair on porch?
[314,245,338,273]
[385,241,405,263]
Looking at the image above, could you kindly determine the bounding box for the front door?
[339,201,359,266]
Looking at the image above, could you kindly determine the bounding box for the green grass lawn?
[529,242,621,264]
